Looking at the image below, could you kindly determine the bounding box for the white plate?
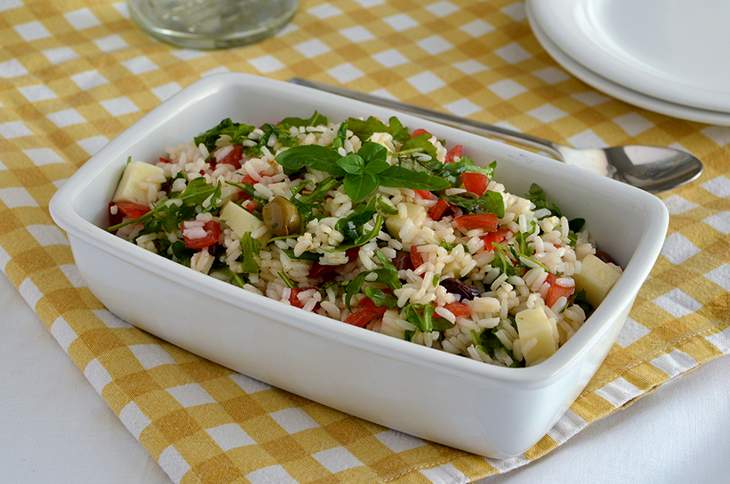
[527,3,730,126]
[49,73,668,458]
[529,0,730,113]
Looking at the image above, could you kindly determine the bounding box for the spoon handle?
[289,78,563,159]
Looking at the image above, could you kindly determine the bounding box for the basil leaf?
[446,191,504,217]
[194,118,254,151]
[240,232,260,273]
[378,166,449,191]
[364,157,390,175]
[275,145,344,176]
[344,173,378,203]
[337,154,365,174]
[358,141,387,165]
[526,183,562,217]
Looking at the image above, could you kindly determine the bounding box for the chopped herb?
[277,111,328,129]
[398,133,437,160]
[446,191,504,217]
[573,290,594,315]
[378,166,449,191]
[363,287,397,308]
[194,118,254,151]
[283,249,320,261]
[240,232,259,273]
[347,115,410,143]
[277,270,296,288]
[526,183,562,217]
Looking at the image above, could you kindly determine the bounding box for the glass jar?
[128,0,299,49]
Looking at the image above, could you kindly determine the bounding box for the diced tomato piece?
[183,220,221,249]
[393,251,413,270]
[345,306,387,327]
[480,227,511,251]
[544,273,575,307]
[427,199,451,221]
[410,245,424,268]
[359,296,377,309]
[219,144,244,169]
[411,128,431,138]
[243,200,258,213]
[461,172,488,196]
[289,288,306,308]
[444,302,471,318]
[115,201,151,220]
[445,144,464,163]
[454,214,499,232]
[241,174,256,185]
[346,247,360,262]
[415,189,437,200]
[159,156,172,164]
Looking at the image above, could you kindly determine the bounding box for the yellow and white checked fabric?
[1,1,728,482]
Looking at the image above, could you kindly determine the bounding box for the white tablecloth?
[0,272,727,483]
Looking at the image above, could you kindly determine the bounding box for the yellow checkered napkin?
[1,0,728,481]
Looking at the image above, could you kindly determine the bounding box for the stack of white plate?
[526,0,730,125]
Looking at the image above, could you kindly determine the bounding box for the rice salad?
[107,112,623,367]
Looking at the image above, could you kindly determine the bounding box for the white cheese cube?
[220,201,267,240]
[385,202,427,237]
[574,254,622,307]
[516,307,558,366]
[368,132,396,152]
[112,161,166,205]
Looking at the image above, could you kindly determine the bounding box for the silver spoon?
[290,78,703,193]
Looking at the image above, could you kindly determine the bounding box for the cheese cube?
[516,307,558,366]
[220,201,267,240]
[385,202,426,237]
[368,132,396,152]
[574,254,622,307]
[112,161,166,205]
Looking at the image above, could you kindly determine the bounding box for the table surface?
[1,271,727,484]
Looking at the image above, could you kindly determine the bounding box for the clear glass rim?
[127,1,298,50]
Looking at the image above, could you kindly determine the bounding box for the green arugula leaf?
[527,183,562,217]
[375,196,398,215]
[344,173,378,203]
[399,134,437,160]
[240,232,260,273]
[492,243,516,276]
[282,248,320,261]
[275,145,344,176]
[277,111,328,129]
[378,166,449,191]
[439,158,496,184]
[298,177,338,205]
[336,203,376,242]
[194,118,254,151]
[330,121,349,150]
[347,116,409,143]
[277,270,296,288]
[387,116,410,142]
[336,154,365,174]
[228,270,245,288]
[445,191,504,217]
[363,287,398,308]
[479,328,503,355]
[345,272,369,309]
[402,304,437,332]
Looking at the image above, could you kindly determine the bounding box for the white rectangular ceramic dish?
[49,73,668,458]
